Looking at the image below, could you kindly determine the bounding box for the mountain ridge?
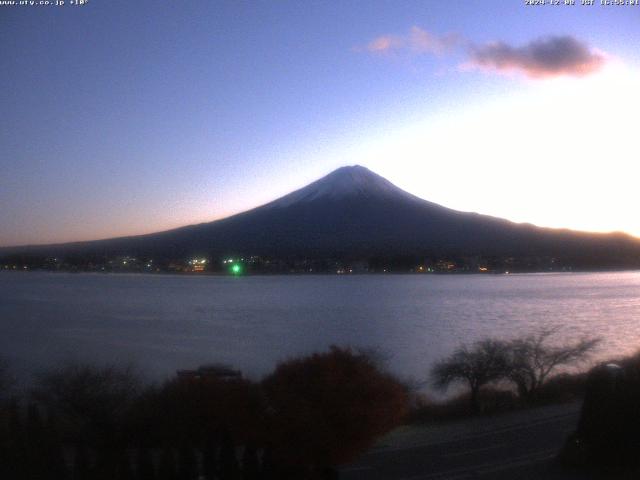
[2,165,640,271]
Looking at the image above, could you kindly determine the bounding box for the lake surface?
[1,271,640,387]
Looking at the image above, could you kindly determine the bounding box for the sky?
[1,0,639,247]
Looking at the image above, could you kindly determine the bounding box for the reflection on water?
[1,271,639,383]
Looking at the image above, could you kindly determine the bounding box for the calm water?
[1,271,640,385]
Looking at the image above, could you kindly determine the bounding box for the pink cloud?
[407,27,460,55]
[467,36,606,79]
[366,35,403,53]
[363,27,460,55]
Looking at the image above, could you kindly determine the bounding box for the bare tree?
[505,328,600,399]
[32,362,143,446]
[431,339,509,412]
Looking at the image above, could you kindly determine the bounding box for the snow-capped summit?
[266,165,418,209]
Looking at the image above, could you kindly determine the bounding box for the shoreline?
[2,268,640,277]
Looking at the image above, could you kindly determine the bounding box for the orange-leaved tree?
[262,346,408,471]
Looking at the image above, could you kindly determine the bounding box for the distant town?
[0,253,576,275]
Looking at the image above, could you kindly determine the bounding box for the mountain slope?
[3,165,640,268]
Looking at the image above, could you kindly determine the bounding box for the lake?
[1,271,639,387]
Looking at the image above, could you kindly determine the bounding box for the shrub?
[568,354,640,471]
[131,366,265,447]
[262,346,408,470]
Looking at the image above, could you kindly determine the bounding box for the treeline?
[0,347,408,480]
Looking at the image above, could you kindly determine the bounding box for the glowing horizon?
[333,64,640,239]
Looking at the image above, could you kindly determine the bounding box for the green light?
[231,264,242,275]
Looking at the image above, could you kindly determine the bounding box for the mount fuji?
[3,165,640,269]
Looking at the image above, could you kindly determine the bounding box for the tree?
[177,442,197,480]
[0,357,15,402]
[136,446,156,480]
[262,346,408,472]
[201,436,218,480]
[157,446,178,480]
[431,339,509,412]
[218,428,239,480]
[145,367,264,447]
[32,363,143,448]
[73,443,91,480]
[241,444,260,480]
[505,328,600,399]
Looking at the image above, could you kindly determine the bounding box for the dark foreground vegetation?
[415,331,640,477]
[2,331,640,479]
[0,348,408,480]
[414,328,599,419]
[559,351,640,477]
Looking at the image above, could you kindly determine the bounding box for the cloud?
[362,26,460,56]
[358,29,607,80]
[467,36,606,78]
[366,35,403,53]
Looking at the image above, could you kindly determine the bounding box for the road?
[340,403,594,480]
